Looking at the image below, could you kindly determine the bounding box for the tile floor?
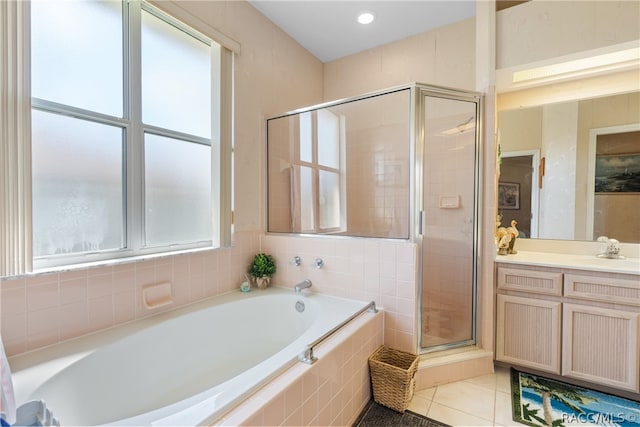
[406,365,527,426]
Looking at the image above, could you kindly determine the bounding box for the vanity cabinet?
[496,267,563,373]
[495,263,640,393]
[496,294,561,373]
[563,303,639,392]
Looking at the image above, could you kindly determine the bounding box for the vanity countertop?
[495,251,640,275]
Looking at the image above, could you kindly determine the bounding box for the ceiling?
[247,1,477,63]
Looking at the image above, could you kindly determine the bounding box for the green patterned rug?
[511,368,640,427]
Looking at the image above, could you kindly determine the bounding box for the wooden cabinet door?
[496,294,562,373]
[562,303,639,392]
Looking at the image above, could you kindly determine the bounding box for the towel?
[0,338,59,426]
[15,400,60,427]
[0,336,16,425]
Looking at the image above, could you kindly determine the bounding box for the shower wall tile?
[1,230,261,357]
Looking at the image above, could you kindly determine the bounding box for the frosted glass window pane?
[31,110,124,257]
[317,109,340,168]
[299,112,312,162]
[300,167,314,231]
[319,171,340,229]
[142,10,211,138]
[145,134,212,246]
[31,0,123,116]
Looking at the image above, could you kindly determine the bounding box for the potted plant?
[249,253,276,289]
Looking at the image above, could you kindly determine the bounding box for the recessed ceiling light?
[357,11,375,25]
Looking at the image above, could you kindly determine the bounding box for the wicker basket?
[368,345,419,413]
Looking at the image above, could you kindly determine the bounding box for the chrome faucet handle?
[289,256,302,266]
[314,258,324,269]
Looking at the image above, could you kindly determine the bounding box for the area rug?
[511,368,640,427]
[353,400,451,427]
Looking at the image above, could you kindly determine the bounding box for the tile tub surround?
[0,231,261,357]
[261,234,418,353]
[215,307,383,426]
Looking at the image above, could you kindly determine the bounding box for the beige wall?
[324,18,476,101]
[496,0,640,69]
[499,107,543,152]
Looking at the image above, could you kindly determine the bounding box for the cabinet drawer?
[497,267,563,296]
[564,274,640,306]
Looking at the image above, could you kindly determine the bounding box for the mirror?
[498,91,640,243]
[266,88,411,238]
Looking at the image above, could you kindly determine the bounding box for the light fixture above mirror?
[497,40,640,96]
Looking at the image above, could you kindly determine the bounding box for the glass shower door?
[420,94,479,351]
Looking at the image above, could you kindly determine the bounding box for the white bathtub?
[9,287,372,426]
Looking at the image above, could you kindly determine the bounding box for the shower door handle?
[418,210,425,236]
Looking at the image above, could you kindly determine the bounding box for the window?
[30,0,230,269]
[296,109,344,233]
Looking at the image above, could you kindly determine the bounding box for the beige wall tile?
[58,301,89,341]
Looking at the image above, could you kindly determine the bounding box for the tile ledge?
[419,347,493,368]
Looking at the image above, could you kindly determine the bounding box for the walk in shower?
[266,83,482,353]
[419,91,481,351]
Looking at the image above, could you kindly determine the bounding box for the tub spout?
[294,279,312,293]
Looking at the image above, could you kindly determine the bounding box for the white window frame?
[26,0,233,271]
[296,109,346,234]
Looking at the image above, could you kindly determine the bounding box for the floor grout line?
[408,365,517,426]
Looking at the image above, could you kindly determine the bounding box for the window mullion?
[32,98,128,128]
[312,113,320,233]
[127,0,144,252]
[143,124,211,146]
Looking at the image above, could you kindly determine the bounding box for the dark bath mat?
[353,400,451,427]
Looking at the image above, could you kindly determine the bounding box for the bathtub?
[9,287,374,426]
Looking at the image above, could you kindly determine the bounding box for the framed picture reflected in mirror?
[498,182,520,210]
